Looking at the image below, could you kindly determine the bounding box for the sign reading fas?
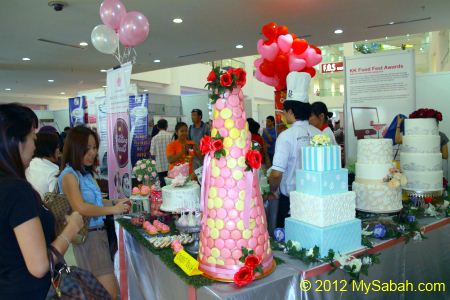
[321,62,344,73]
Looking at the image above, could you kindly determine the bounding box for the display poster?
[274,90,287,135]
[106,62,133,199]
[68,96,86,127]
[129,93,150,166]
[344,50,416,164]
[96,96,108,177]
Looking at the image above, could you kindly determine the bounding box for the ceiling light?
[60,92,65,95]
[143,89,148,92]
[79,42,88,47]
[5,88,11,91]
[153,59,161,63]
[364,39,368,42]
[236,44,244,49]
[173,18,183,24]
[385,37,388,40]
[420,47,424,51]
[48,79,54,83]
[389,21,395,25]
[100,69,107,72]
[406,34,410,37]
[102,85,107,88]
[22,57,31,61]
[334,29,343,34]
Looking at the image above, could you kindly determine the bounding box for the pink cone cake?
[198,69,274,281]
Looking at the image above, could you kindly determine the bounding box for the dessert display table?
[115,217,449,300]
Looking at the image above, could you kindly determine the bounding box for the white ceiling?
[1,0,450,105]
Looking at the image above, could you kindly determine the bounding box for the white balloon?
[91,24,119,54]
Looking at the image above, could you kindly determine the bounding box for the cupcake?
[145,224,158,235]
[132,187,140,195]
[159,224,170,234]
[140,185,151,196]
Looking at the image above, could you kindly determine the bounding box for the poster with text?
[68,96,86,127]
[106,63,133,199]
[129,93,149,166]
[344,50,416,164]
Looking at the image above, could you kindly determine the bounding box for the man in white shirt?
[268,72,320,228]
[26,132,61,198]
[150,119,172,187]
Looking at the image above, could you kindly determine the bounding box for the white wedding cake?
[160,182,201,212]
[352,139,403,213]
[401,119,443,192]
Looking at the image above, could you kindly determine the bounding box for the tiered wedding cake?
[285,135,361,258]
[353,139,403,213]
[401,118,443,192]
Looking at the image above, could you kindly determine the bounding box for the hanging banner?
[344,50,416,163]
[68,96,86,127]
[96,96,109,177]
[129,93,150,166]
[106,62,133,199]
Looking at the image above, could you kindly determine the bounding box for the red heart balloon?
[291,33,297,40]
[262,22,278,40]
[310,44,322,54]
[274,54,289,73]
[302,67,316,78]
[263,38,276,45]
[260,60,276,77]
[292,39,308,55]
[277,25,289,36]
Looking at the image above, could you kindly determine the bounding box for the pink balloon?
[100,0,127,32]
[304,47,323,67]
[289,53,306,72]
[277,34,293,53]
[253,57,264,68]
[255,68,278,87]
[257,39,278,62]
[119,11,150,47]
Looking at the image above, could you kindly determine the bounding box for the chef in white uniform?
[268,72,320,228]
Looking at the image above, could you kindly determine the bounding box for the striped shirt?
[150,130,172,172]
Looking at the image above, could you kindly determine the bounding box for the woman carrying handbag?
[58,126,130,300]
[0,104,83,299]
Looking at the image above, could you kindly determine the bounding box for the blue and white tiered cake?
[285,135,361,257]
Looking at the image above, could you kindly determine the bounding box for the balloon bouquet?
[254,22,322,91]
[91,0,150,63]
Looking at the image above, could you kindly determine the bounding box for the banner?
[106,63,133,199]
[344,50,416,163]
[96,96,108,177]
[68,96,86,127]
[129,93,150,166]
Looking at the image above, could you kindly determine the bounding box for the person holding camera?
[166,122,202,176]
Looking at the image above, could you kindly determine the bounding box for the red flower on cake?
[230,68,247,87]
[409,108,443,122]
[244,254,261,269]
[207,70,217,82]
[424,196,433,204]
[233,266,255,287]
[246,150,263,170]
[220,73,232,87]
[212,139,224,151]
[200,136,213,154]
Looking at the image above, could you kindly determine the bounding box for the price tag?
[174,250,203,276]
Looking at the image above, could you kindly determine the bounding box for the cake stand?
[403,188,444,207]
[175,223,200,256]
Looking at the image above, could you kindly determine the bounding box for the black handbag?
[46,246,112,300]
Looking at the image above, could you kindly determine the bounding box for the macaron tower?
[197,68,275,281]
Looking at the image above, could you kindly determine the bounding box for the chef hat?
[285,72,311,103]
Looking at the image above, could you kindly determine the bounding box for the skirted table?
[115,217,449,300]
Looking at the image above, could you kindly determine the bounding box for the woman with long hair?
[0,103,83,299]
[166,122,202,176]
[58,125,130,299]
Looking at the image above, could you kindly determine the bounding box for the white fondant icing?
[161,183,200,212]
[401,135,440,153]
[404,119,438,136]
[356,139,393,164]
[355,162,392,180]
[401,153,442,171]
[290,191,356,227]
[403,170,443,191]
[352,182,402,213]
